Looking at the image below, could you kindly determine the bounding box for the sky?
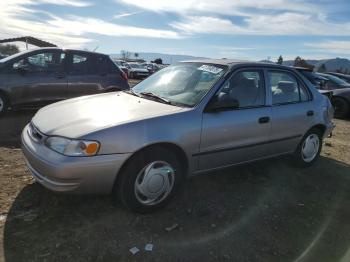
[1,0,350,61]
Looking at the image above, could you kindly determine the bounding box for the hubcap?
[134,161,175,206]
[301,134,320,163]
[0,97,3,112]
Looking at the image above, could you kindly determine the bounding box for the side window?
[71,53,96,75]
[216,70,265,108]
[268,71,309,104]
[13,52,64,73]
[97,56,116,74]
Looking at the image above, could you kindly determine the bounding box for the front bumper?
[21,124,131,194]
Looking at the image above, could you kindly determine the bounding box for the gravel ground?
[0,88,349,261]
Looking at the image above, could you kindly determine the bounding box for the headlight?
[45,137,100,156]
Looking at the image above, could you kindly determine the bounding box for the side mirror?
[205,93,239,112]
[13,63,29,73]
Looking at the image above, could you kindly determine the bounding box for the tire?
[114,147,184,213]
[0,93,8,116]
[293,128,323,167]
[129,72,134,79]
[332,97,349,119]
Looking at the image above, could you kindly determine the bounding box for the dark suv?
[0,48,129,114]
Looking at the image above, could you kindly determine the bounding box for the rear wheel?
[332,97,349,119]
[114,147,184,213]
[0,93,8,116]
[293,128,322,167]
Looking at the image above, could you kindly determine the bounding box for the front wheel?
[114,147,184,213]
[293,129,322,167]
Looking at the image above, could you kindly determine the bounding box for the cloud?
[170,13,350,36]
[117,0,318,16]
[118,0,350,36]
[305,41,350,55]
[113,11,143,19]
[47,15,180,38]
[0,0,180,50]
[34,0,93,7]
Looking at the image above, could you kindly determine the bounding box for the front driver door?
[7,50,67,106]
[198,69,271,171]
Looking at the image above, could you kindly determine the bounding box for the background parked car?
[125,63,150,79]
[0,48,129,115]
[296,67,350,118]
[112,59,129,76]
[294,67,328,90]
[326,72,350,83]
[142,62,160,74]
[317,73,350,89]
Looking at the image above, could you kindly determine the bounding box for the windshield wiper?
[123,88,140,97]
[139,92,171,104]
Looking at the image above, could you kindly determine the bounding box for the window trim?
[9,50,66,74]
[205,67,267,111]
[265,68,313,106]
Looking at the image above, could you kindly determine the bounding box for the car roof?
[293,66,313,72]
[17,47,108,56]
[327,72,350,77]
[181,59,297,70]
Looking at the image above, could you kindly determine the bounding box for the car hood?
[332,87,350,98]
[32,92,186,138]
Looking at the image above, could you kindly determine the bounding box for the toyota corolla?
[22,60,335,213]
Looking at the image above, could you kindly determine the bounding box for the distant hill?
[283,58,350,72]
[110,52,350,72]
[110,52,207,64]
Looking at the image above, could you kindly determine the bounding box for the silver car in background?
[22,60,335,213]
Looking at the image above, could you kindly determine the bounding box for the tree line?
[276,55,350,74]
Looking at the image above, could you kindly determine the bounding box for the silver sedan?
[22,60,335,213]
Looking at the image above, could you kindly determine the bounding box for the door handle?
[54,72,65,79]
[307,110,314,116]
[258,116,270,124]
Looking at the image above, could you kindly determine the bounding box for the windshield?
[320,73,348,85]
[0,49,34,63]
[131,62,227,107]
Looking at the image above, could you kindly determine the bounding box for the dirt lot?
[0,89,350,261]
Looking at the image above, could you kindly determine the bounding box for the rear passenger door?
[66,52,104,98]
[266,69,313,155]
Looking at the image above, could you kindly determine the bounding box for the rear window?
[71,53,95,74]
[97,56,117,74]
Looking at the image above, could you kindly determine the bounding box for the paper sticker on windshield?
[198,65,223,74]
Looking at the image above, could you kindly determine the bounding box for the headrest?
[243,78,256,89]
[231,75,256,89]
[278,81,296,93]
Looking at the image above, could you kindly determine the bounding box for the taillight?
[121,71,128,81]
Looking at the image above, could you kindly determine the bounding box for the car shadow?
[0,110,37,148]
[3,156,350,261]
